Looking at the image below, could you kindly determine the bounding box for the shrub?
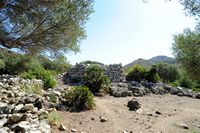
[179,76,195,89]
[126,65,146,82]
[145,66,160,83]
[48,111,61,125]
[64,86,95,111]
[21,68,57,89]
[156,63,179,83]
[21,84,42,95]
[83,65,110,93]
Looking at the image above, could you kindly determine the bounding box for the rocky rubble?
[110,80,200,99]
[0,75,50,133]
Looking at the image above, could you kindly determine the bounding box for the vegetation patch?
[64,86,95,111]
[83,65,110,94]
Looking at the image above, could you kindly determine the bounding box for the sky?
[66,0,197,65]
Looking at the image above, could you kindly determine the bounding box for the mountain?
[124,55,176,68]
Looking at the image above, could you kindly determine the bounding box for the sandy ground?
[51,94,200,133]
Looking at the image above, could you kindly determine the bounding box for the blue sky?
[67,0,196,65]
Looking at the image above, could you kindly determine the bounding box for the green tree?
[0,0,93,55]
[180,0,200,19]
[156,63,179,83]
[172,28,200,81]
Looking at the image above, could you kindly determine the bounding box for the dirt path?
[52,94,200,133]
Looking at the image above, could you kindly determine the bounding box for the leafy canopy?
[0,0,94,55]
[172,28,200,81]
[172,0,200,81]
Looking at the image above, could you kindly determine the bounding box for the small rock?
[91,117,95,120]
[155,111,162,115]
[127,98,141,111]
[14,104,24,113]
[71,128,78,132]
[177,122,189,129]
[146,112,153,116]
[21,104,34,112]
[136,108,143,114]
[59,124,67,131]
[100,116,108,122]
[6,114,22,125]
[123,131,128,133]
[34,98,43,109]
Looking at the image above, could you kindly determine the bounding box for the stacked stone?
[64,63,126,84]
[103,64,126,83]
[64,64,86,85]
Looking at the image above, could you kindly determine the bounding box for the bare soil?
[51,94,200,133]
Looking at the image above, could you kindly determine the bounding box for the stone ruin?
[64,63,126,84]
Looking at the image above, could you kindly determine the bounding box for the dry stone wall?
[64,63,126,84]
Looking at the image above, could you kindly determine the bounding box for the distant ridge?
[124,55,176,68]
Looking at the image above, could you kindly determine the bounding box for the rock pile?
[64,63,126,84]
[110,80,200,99]
[0,75,51,133]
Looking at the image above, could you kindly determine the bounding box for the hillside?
[124,55,176,68]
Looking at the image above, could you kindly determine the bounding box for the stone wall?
[64,63,126,84]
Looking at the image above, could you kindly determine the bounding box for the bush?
[21,68,57,89]
[64,86,95,111]
[48,111,61,125]
[83,65,110,93]
[126,65,146,82]
[179,76,195,89]
[156,63,179,83]
[145,66,160,83]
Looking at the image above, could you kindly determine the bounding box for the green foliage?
[172,28,200,81]
[156,63,179,83]
[0,59,5,69]
[48,111,61,125]
[180,0,200,19]
[49,94,58,103]
[170,80,179,87]
[21,84,42,95]
[192,88,200,92]
[21,68,57,89]
[64,86,95,111]
[126,65,146,82]
[179,76,195,89]
[83,65,110,93]
[145,66,160,83]
[0,1,94,55]
[39,55,71,73]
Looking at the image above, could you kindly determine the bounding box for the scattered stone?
[91,117,95,120]
[71,128,78,132]
[155,111,162,115]
[100,116,108,122]
[136,108,143,114]
[177,122,189,129]
[59,124,67,131]
[127,98,141,111]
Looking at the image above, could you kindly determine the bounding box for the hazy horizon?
[66,0,196,65]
